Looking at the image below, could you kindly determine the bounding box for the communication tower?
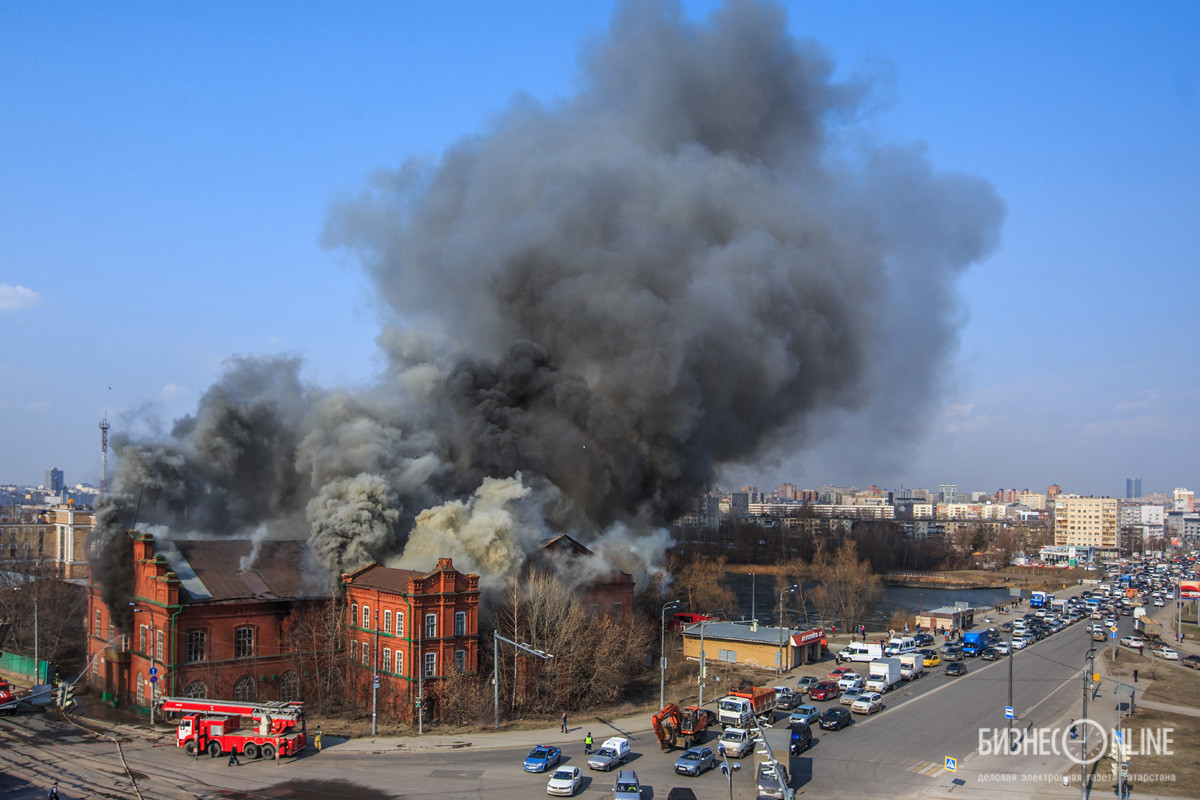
[99,413,110,492]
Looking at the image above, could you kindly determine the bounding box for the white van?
[837,642,883,663]
[884,636,917,656]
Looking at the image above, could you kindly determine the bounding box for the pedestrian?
[585,732,594,754]
[561,712,568,734]
[314,728,323,753]
[227,748,241,766]
[47,783,59,800]
[1133,669,1139,683]
[1138,644,1143,656]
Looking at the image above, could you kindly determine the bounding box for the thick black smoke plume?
[91,0,1003,607]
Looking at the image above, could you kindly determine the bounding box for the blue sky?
[2,1,1197,498]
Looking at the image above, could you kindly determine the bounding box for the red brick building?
[535,534,635,618]
[341,558,480,722]
[85,531,326,710]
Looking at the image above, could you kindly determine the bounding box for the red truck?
[156,697,307,760]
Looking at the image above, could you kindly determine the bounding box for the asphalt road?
[0,605,1144,800]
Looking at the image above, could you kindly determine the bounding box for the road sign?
[150,676,158,684]
[945,757,957,772]
[149,667,158,676]
[1109,625,1118,633]
[373,675,380,688]
[1005,706,1014,719]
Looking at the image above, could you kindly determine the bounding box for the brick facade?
[341,558,480,722]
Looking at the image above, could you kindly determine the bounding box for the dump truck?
[717,687,777,729]
[651,704,714,750]
[156,697,306,760]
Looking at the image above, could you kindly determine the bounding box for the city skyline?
[2,1,1197,498]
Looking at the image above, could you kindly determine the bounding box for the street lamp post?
[132,606,155,726]
[779,585,797,676]
[660,600,682,709]
[493,633,553,729]
[750,573,756,623]
[372,609,379,736]
[1081,646,1096,800]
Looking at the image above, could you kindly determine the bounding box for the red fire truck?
[156,697,307,759]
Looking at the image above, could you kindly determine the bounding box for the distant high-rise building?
[44,467,64,493]
[776,483,797,501]
[1175,488,1195,512]
[1054,495,1119,552]
[1125,478,1142,499]
[938,484,957,504]
[1047,484,1061,499]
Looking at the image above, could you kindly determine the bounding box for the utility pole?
[372,609,379,736]
[778,585,797,676]
[1081,647,1095,800]
[660,600,681,709]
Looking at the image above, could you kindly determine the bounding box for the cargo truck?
[962,630,993,657]
[898,653,923,680]
[864,658,902,693]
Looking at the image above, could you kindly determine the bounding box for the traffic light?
[59,683,76,711]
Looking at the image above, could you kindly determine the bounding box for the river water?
[724,573,1017,631]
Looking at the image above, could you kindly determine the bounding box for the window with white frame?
[362,605,371,629]
[396,650,403,675]
[350,640,357,660]
[155,629,164,662]
[384,609,392,633]
[383,648,391,672]
[138,625,148,653]
[454,611,466,637]
[93,609,101,636]
[425,613,436,639]
[362,645,369,666]
[424,651,436,677]
[454,649,466,672]
[396,612,405,637]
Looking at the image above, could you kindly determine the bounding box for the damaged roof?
[156,539,321,603]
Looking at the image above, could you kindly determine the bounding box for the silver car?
[614,770,641,800]
[673,746,715,776]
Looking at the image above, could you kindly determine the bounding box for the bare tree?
[808,539,880,633]
[670,555,737,615]
[282,591,346,713]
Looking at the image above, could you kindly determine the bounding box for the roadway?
[0,608,1145,800]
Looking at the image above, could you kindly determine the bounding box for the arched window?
[279,671,300,702]
[362,605,371,629]
[184,681,208,699]
[233,675,256,702]
[384,610,392,633]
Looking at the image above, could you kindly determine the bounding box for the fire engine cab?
[156,697,307,760]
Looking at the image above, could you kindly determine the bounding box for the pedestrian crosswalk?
[904,758,947,776]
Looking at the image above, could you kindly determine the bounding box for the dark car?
[796,675,820,694]
[775,693,801,711]
[666,789,698,800]
[980,647,999,661]
[1000,622,1013,632]
[945,662,968,677]
[789,723,813,755]
[941,647,964,662]
[913,633,934,647]
[809,681,840,701]
[1182,655,1200,670]
[818,707,852,731]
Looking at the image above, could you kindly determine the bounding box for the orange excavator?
[651,704,714,750]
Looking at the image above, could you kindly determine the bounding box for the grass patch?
[1090,707,1200,797]
[1100,648,1200,706]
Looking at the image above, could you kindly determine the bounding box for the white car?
[1119,636,1144,649]
[850,691,883,715]
[1011,637,1029,650]
[1153,646,1180,660]
[837,675,863,691]
[547,766,583,796]
[993,641,1011,655]
[587,737,631,771]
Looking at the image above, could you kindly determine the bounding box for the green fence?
[0,652,50,684]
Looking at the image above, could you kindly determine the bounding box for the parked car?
[809,681,840,701]
[818,707,852,730]
[945,662,968,677]
[788,723,813,756]
[588,737,631,771]
[547,766,583,797]
[1153,646,1180,660]
[673,746,715,777]
[788,705,820,728]
[614,770,642,800]
[839,687,862,706]
[1182,655,1200,670]
[850,691,883,715]
[525,745,563,773]
[913,633,935,647]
